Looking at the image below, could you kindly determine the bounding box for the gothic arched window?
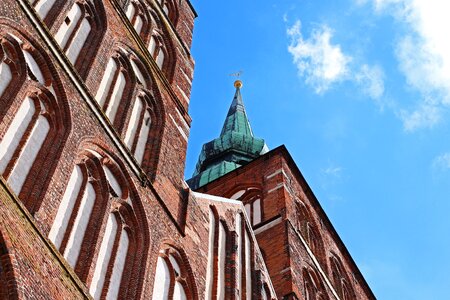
[48,148,148,299]
[53,0,105,76]
[94,51,132,124]
[152,245,197,300]
[302,267,329,300]
[148,32,166,70]
[33,0,58,20]
[235,212,254,299]
[229,187,264,226]
[205,206,230,299]
[125,0,151,38]
[330,254,355,300]
[157,0,178,25]
[295,200,327,270]
[0,30,69,213]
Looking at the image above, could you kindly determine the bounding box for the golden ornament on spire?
[234,79,243,89]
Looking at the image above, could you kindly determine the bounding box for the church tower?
[190,82,376,299]
[187,80,268,190]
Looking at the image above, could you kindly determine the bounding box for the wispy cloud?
[356,64,385,101]
[399,103,441,132]
[287,21,385,103]
[287,21,351,94]
[322,166,343,177]
[432,153,450,171]
[364,0,450,130]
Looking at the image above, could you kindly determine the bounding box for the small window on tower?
[64,16,71,25]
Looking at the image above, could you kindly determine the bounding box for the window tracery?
[0,30,68,213]
[330,254,355,300]
[152,244,197,300]
[49,148,148,299]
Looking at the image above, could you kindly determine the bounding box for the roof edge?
[194,144,376,299]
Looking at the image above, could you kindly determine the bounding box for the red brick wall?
[196,146,375,299]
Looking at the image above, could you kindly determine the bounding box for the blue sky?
[186,0,450,298]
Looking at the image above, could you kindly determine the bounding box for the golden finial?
[234,80,243,89]
[229,70,244,89]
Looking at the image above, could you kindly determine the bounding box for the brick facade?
[0,0,374,299]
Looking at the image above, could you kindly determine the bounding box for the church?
[0,0,375,299]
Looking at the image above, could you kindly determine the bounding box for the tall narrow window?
[33,0,57,19]
[48,162,96,267]
[49,151,145,299]
[205,208,216,299]
[90,213,119,299]
[54,2,92,63]
[125,0,148,36]
[0,53,12,97]
[148,34,166,70]
[63,177,96,267]
[95,56,128,123]
[0,97,50,195]
[229,187,263,226]
[48,165,86,248]
[152,246,196,300]
[159,0,178,25]
[217,222,227,299]
[330,255,355,300]
[124,96,152,164]
[0,32,69,213]
[152,255,171,299]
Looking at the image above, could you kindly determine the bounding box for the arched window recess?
[148,31,167,70]
[227,186,264,227]
[329,254,356,300]
[0,35,24,100]
[53,0,105,77]
[125,0,152,39]
[152,243,198,300]
[48,147,148,299]
[94,50,134,126]
[302,267,330,300]
[157,0,179,26]
[295,200,327,270]
[0,28,69,214]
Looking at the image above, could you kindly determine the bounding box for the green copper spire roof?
[187,80,268,190]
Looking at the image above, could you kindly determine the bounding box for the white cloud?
[432,153,450,170]
[323,166,343,177]
[399,102,441,132]
[287,21,351,93]
[356,64,385,100]
[367,0,450,130]
[287,21,385,102]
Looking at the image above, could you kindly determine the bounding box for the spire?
[220,80,254,137]
[187,80,269,190]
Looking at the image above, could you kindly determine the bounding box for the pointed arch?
[53,0,106,77]
[302,266,330,300]
[329,253,356,300]
[295,199,327,270]
[48,142,149,299]
[94,45,165,175]
[157,0,179,26]
[145,9,177,82]
[125,0,152,41]
[224,184,264,226]
[152,242,199,300]
[94,48,135,126]
[0,23,71,214]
